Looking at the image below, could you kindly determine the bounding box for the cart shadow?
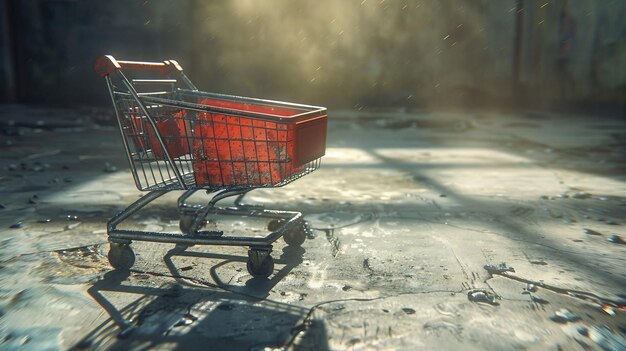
[163,244,306,299]
[71,245,325,350]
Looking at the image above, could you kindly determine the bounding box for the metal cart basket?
[95,55,327,277]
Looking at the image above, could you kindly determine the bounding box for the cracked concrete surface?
[0,106,625,350]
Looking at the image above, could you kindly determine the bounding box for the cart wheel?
[179,215,195,234]
[108,243,135,270]
[247,255,274,278]
[267,219,284,232]
[284,223,307,247]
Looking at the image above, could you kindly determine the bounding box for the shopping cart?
[95,55,327,277]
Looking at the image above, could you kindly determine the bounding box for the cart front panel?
[192,98,327,187]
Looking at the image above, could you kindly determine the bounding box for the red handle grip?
[94,55,183,77]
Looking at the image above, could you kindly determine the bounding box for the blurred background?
[0,0,624,114]
[1,2,625,349]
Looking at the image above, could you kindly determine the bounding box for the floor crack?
[485,271,622,307]
[283,289,464,349]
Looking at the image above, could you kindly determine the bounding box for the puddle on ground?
[54,245,107,267]
[36,245,110,284]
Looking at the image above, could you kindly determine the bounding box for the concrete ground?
[0,105,625,351]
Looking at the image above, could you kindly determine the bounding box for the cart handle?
[94,55,183,77]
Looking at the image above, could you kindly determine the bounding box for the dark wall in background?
[0,0,624,112]
[518,0,626,111]
[0,0,16,102]
[0,1,192,106]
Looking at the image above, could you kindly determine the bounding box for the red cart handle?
[94,55,183,77]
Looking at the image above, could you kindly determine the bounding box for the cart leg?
[247,246,274,278]
[108,190,168,235]
[177,189,200,234]
[107,190,168,270]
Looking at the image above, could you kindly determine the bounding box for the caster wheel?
[283,223,306,247]
[267,219,284,232]
[179,215,195,234]
[247,255,274,278]
[108,243,135,270]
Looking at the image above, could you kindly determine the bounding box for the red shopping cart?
[95,55,326,277]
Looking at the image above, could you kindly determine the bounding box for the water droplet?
[66,222,81,230]
[10,222,23,229]
[218,303,235,311]
[48,177,61,184]
[550,308,580,323]
[584,228,603,236]
[103,162,117,173]
[467,290,499,306]
[174,314,196,327]
[607,235,625,245]
[572,192,591,199]
[526,283,538,292]
[402,308,416,315]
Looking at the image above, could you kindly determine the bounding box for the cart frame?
[96,55,325,277]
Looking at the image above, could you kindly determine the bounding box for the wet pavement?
[0,105,625,350]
